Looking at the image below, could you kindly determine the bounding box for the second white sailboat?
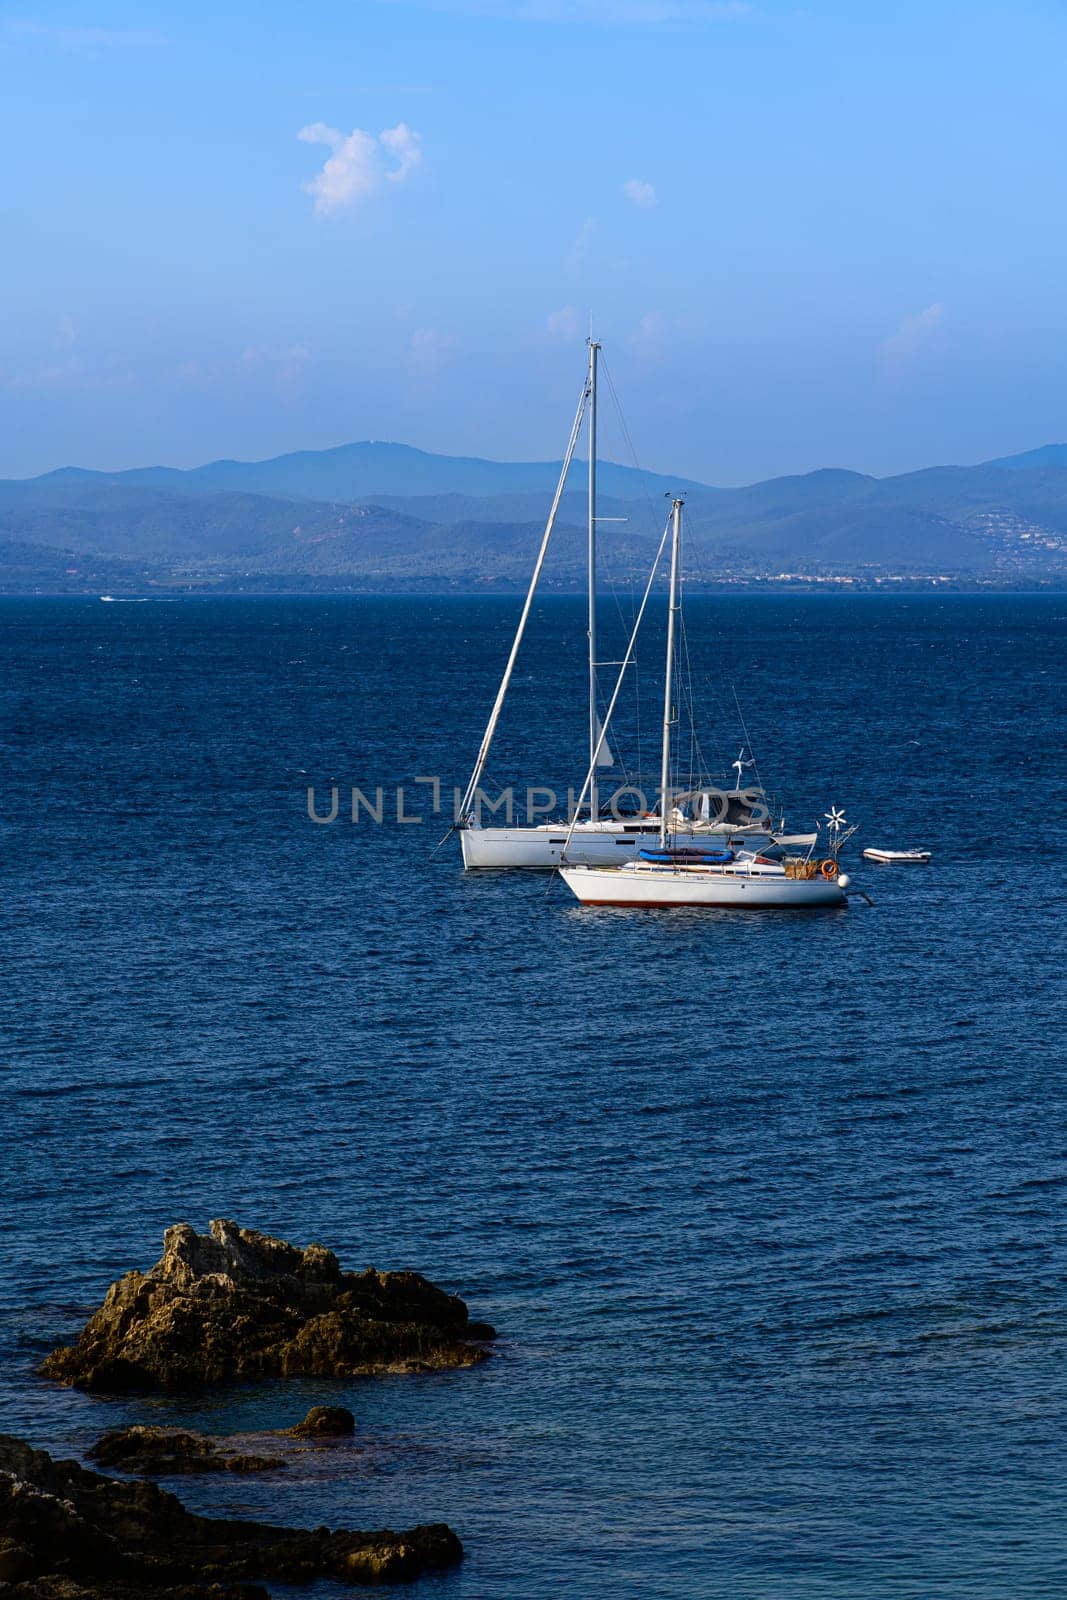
[559,499,851,910]
[457,343,814,869]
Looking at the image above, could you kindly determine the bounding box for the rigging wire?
[676,590,710,795]
[603,365,771,806]
[554,504,674,878]
[600,351,666,546]
[598,348,676,796]
[731,685,765,796]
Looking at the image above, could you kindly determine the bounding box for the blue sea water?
[0,593,1065,1599]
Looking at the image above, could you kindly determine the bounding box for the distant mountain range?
[2,440,1066,592]
[17,441,704,504]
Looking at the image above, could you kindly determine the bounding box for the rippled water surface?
[1,594,1065,1598]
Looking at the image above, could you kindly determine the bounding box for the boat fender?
[820,858,838,880]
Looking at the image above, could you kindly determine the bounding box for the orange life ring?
[820,858,838,880]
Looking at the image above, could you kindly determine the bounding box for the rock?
[286,1406,355,1438]
[0,1434,462,1594]
[41,1219,495,1392]
[0,1537,36,1580]
[88,1427,283,1476]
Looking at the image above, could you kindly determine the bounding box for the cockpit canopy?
[673,787,771,827]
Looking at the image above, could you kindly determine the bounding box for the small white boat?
[862,848,931,864]
[558,499,852,912]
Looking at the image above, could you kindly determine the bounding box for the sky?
[2,0,1067,485]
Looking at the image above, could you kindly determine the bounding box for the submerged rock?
[41,1219,495,1392]
[88,1409,356,1477]
[88,1427,283,1477]
[0,1434,462,1594]
[286,1406,356,1438]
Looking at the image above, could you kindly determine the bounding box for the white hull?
[461,822,816,870]
[559,859,847,908]
[863,848,931,864]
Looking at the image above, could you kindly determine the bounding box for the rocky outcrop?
[88,1428,283,1477]
[0,1434,462,1594]
[40,1220,495,1392]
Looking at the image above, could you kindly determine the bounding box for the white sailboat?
[559,499,850,909]
[457,343,815,870]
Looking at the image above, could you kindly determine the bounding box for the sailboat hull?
[460,823,815,870]
[558,862,847,908]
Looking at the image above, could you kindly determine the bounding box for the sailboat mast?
[587,338,599,822]
[659,497,683,850]
[458,375,589,821]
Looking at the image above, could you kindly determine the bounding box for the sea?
[1,592,1065,1599]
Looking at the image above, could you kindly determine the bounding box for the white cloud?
[623,178,656,208]
[297,121,422,216]
[379,122,422,182]
[880,302,945,370]
[407,328,457,376]
[547,306,580,338]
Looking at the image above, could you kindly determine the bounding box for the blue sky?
[2,0,1066,483]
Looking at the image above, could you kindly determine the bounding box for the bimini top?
[672,788,771,828]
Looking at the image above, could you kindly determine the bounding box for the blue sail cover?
[638,847,735,865]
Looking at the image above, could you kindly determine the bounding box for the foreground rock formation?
[41,1220,495,1391]
[0,1434,462,1595]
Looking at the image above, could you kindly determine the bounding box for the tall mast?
[587,338,600,822]
[459,375,589,821]
[659,497,684,849]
